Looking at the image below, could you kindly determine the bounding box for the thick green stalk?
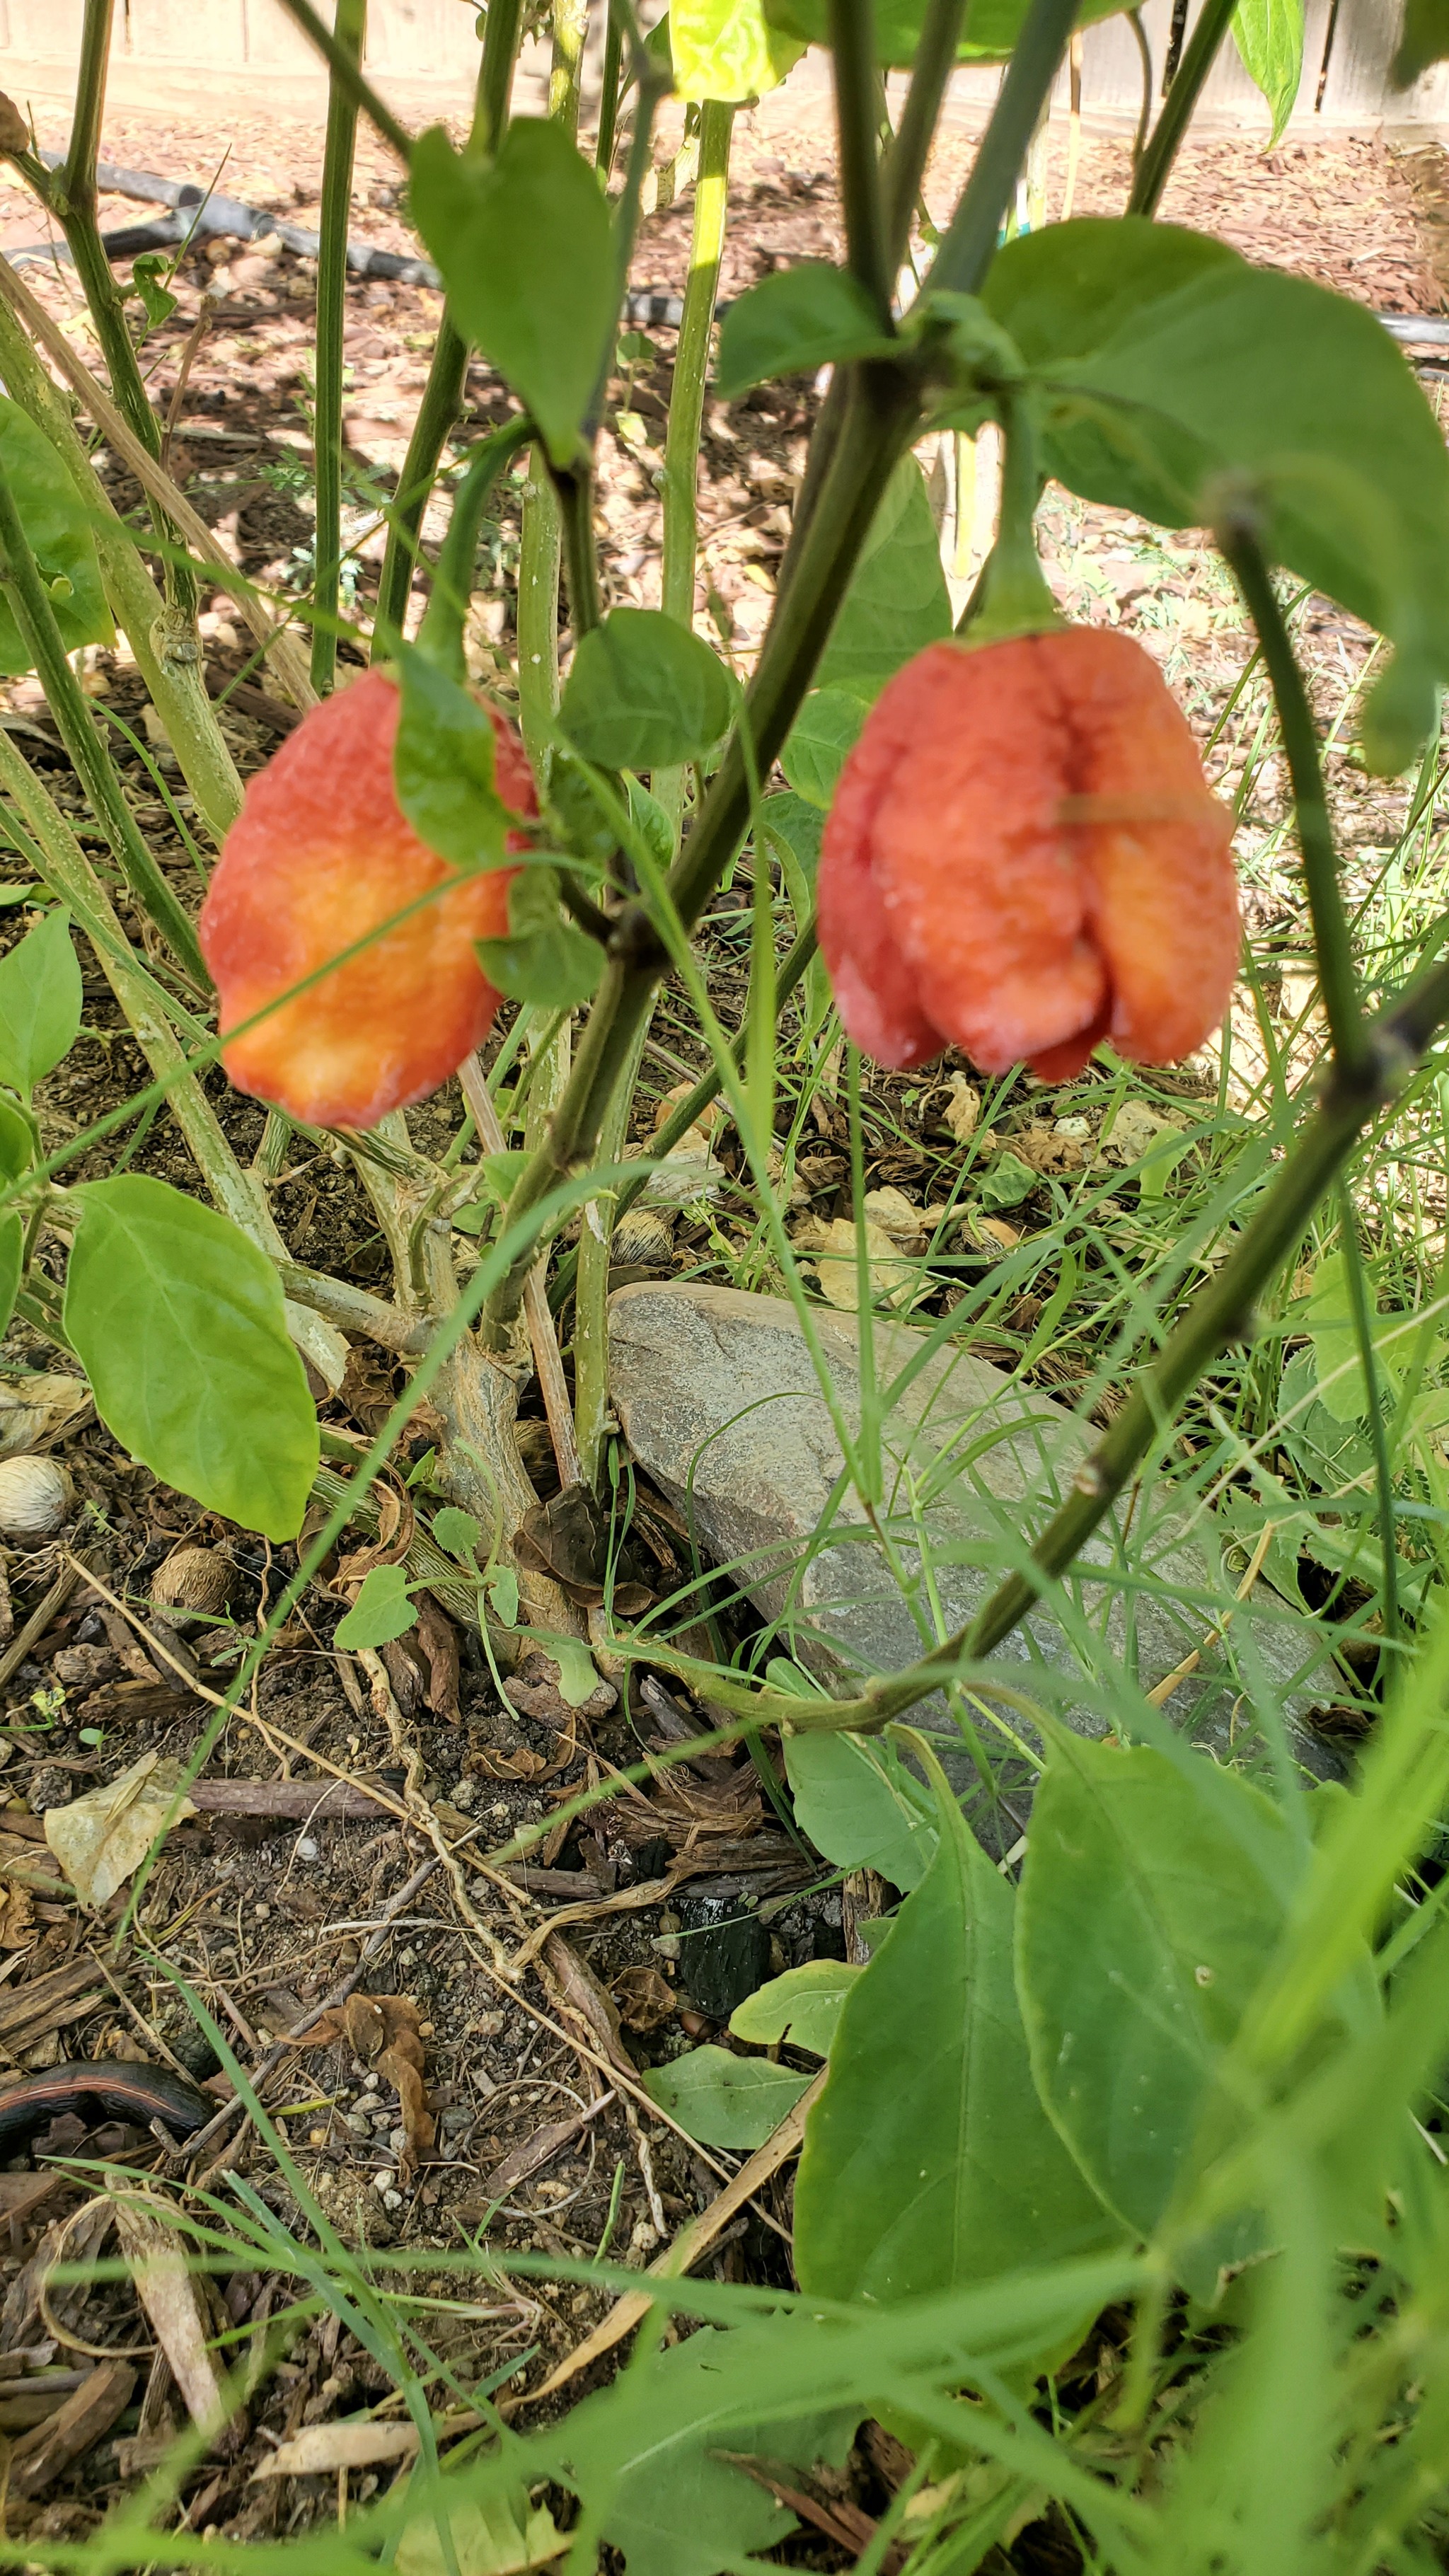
[516,457,562,768]
[573,1015,650,1489]
[0,292,242,839]
[371,25,512,650]
[0,456,207,987]
[884,0,970,265]
[417,417,534,680]
[1218,509,1370,1087]
[1128,0,1237,217]
[311,0,366,694]
[596,0,625,175]
[55,0,158,466]
[479,0,525,152]
[654,99,734,839]
[926,0,1080,297]
[555,462,604,639]
[550,0,590,134]
[829,0,894,323]
[548,916,819,1314]
[485,365,918,1336]
[271,0,414,161]
[373,322,470,645]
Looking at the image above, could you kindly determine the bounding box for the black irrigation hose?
[19,153,693,323]
[13,153,1447,360]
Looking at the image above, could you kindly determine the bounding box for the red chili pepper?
[199,669,534,1128]
[818,628,1241,1082]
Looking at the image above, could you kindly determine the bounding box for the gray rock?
[608,1282,1342,1841]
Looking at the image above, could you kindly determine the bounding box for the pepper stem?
[964,388,1062,646]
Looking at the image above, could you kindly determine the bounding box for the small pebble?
[295,1836,319,1861]
[372,2169,396,2193]
[382,2188,404,2212]
[253,1903,270,1922]
[388,2125,408,2154]
[362,2072,381,2091]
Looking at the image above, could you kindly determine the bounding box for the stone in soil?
[608,1281,1342,1845]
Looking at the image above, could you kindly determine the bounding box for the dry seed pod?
[0,1455,72,1542]
[150,1546,233,1622]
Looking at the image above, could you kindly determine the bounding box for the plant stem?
[596,0,625,175]
[1127,0,1237,217]
[550,0,590,134]
[883,0,970,265]
[548,916,819,1311]
[372,29,511,650]
[555,461,604,639]
[654,98,734,839]
[0,457,207,987]
[516,458,562,769]
[966,386,1060,641]
[1337,1179,1400,1646]
[270,0,415,161]
[572,1015,650,1490]
[926,0,1080,297]
[485,366,918,1338]
[1218,509,1371,1087]
[311,0,366,695]
[0,729,347,1385]
[0,293,243,840]
[483,0,1073,1341]
[373,325,471,646]
[830,0,895,325]
[479,0,525,151]
[54,0,196,619]
[417,417,533,681]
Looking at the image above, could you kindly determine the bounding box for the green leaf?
[814,455,952,698]
[0,1211,20,1338]
[62,1174,318,1542]
[990,222,1449,768]
[1232,0,1304,144]
[670,0,805,96]
[1393,0,1449,82]
[715,265,892,400]
[761,0,1129,65]
[432,1506,482,1560]
[779,683,867,807]
[783,1728,937,1889]
[487,1564,520,1627]
[0,907,81,1094]
[795,1739,1122,2324]
[409,120,613,465]
[1302,1249,1405,1424]
[560,608,734,769]
[0,1092,36,1181]
[758,790,823,884]
[129,250,179,330]
[729,1960,861,2056]
[550,1634,602,1709]
[334,1562,418,1649]
[642,2045,812,2147]
[0,395,112,676]
[393,642,513,872]
[475,866,604,1008]
[978,1150,1037,1211]
[625,775,675,870]
[1015,1733,1304,2238]
[985,218,1237,371]
[601,2332,857,2576]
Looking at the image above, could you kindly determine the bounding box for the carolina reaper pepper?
[818,626,1240,1083]
[199,669,535,1129]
